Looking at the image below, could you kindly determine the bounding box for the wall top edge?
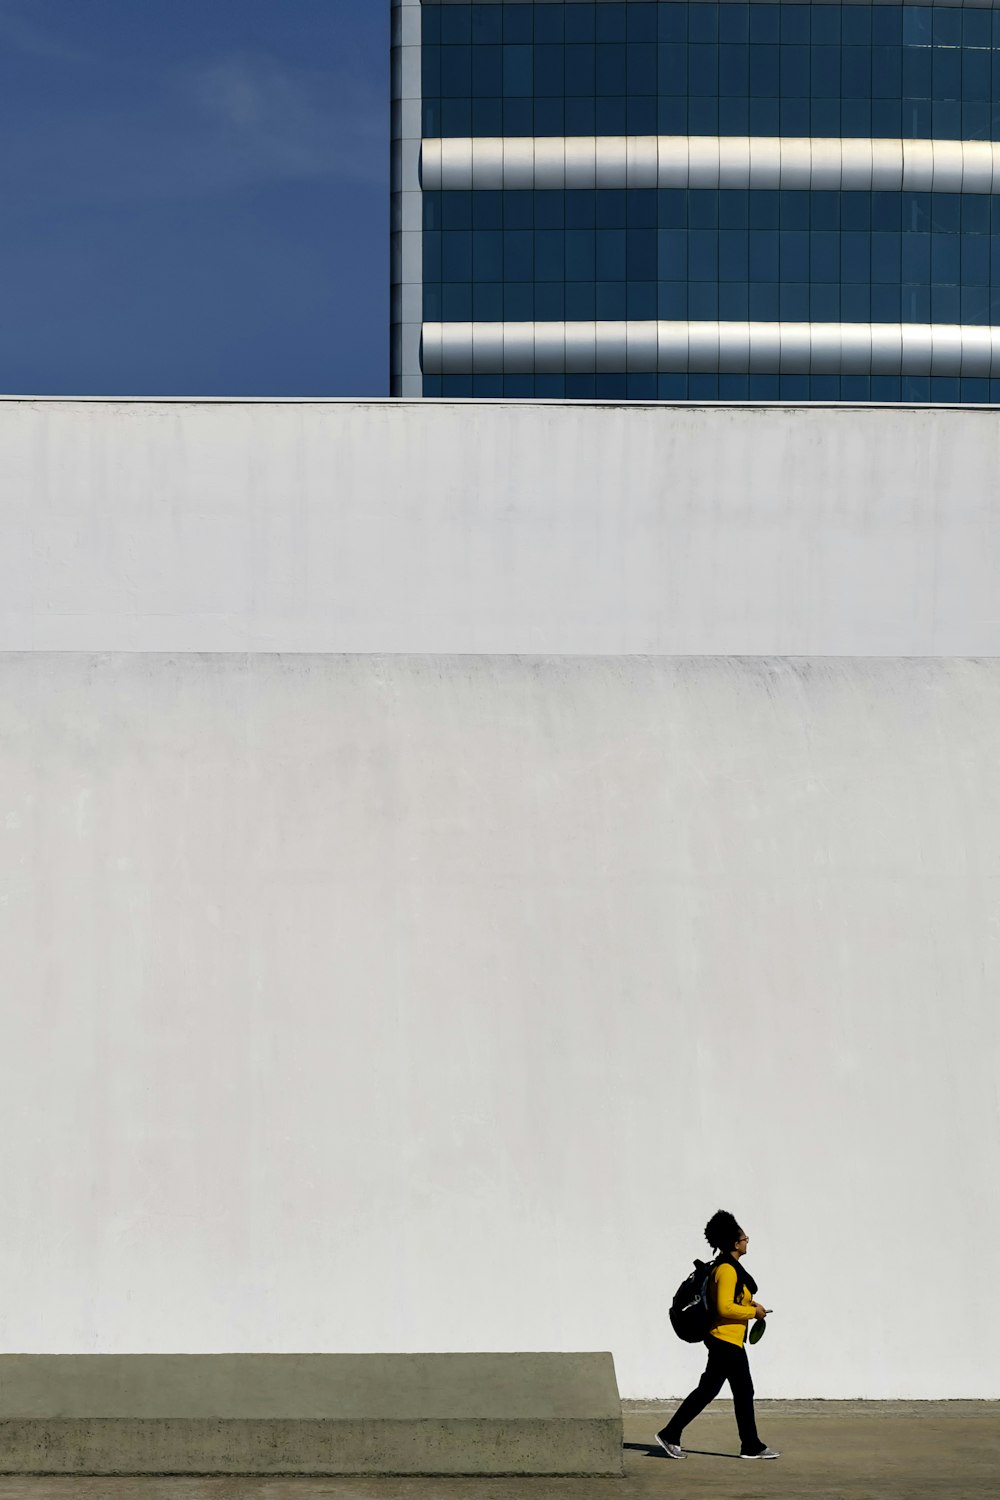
[0,395,996,411]
[420,1,1000,9]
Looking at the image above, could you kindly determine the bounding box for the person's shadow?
[624,1441,740,1461]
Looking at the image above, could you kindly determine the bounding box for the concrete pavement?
[0,1402,995,1499]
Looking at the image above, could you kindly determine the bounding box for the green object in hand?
[748,1320,766,1344]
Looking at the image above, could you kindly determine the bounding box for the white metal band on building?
[422,136,1000,195]
[423,321,1000,377]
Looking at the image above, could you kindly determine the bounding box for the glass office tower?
[391,1,1000,401]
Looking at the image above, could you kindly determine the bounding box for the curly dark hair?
[704,1210,744,1254]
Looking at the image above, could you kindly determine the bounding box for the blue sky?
[0,0,388,396]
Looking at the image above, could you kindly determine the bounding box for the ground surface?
[0,1402,996,1500]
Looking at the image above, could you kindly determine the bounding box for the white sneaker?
[655,1436,686,1459]
[741,1447,780,1459]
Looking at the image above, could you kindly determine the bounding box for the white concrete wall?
[2,397,1000,656]
[2,652,998,1398]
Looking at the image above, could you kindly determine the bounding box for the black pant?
[659,1337,764,1455]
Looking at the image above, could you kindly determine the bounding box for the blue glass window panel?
[872,100,901,137]
[811,193,840,232]
[659,42,686,94]
[566,375,597,400]
[843,8,872,46]
[719,6,749,45]
[535,193,565,231]
[842,99,872,136]
[473,230,503,282]
[720,229,749,281]
[627,191,658,230]
[658,190,686,230]
[780,46,809,97]
[627,42,657,95]
[964,103,990,141]
[442,377,473,397]
[749,5,780,44]
[904,100,933,138]
[932,101,961,139]
[993,379,1000,404]
[811,47,839,98]
[992,288,1000,323]
[423,230,442,281]
[779,282,809,320]
[720,282,749,318]
[441,99,472,135]
[961,286,990,324]
[423,283,442,320]
[689,4,720,45]
[961,238,990,287]
[780,98,810,135]
[421,99,441,137]
[472,282,503,321]
[747,282,779,319]
[533,45,563,98]
[505,192,533,231]
[471,97,503,134]
[502,5,531,43]
[535,284,565,319]
[780,375,811,401]
[869,377,900,401]
[871,284,900,320]
[423,376,443,398]
[933,8,962,47]
[901,233,931,283]
[841,196,871,233]
[781,192,810,231]
[991,237,1000,282]
[504,375,534,398]
[535,374,565,399]
[472,375,504,397]
[595,96,627,133]
[470,192,501,233]
[689,192,719,230]
[689,44,718,94]
[779,230,809,281]
[749,44,779,96]
[658,283,688,318]
[749,229,779,281]
[440,10,470,46]
[471,45,501,96]
[811,99,840,135]
[442,283,472,320]
[658,98,687,132]
[565,282,596,318]
[961,379,989,404]
[565,5,595,45]
[872,47,902,98]
[688,374,720,400]
[596,4,627,45]
[627,282,658,319]
[689,98,720,133]
[596,374,628,400]
[471,7,502,45]
[627,97,658,133]
[441,192,472,232]
[748,375,780,400]
[657,374,688,400]
[719,43,749,95]
[627,374,659,400]
[534,7,563,46]
[596,190,627,228]
[566,97,596,133]
[627,6,657,44]
[781,6,810,45]
[596,229,627,280]
[810,284,840,320]
[964,10,991,49]
[422,45,441,97]
[504,284,533,319]
[839,234,869,283]
[595,283,626,318]
[903,49,932,100]
[442,231,472,282]
[535,230,565,282]
[841,284,871,321]
[567,192,597,230]
[422,10,441,46]
[902,284,931,322]
[842,47,871,100]
[748,97,779,133]
[873,194,902,233]
[565,44,596,94]
[503,45,533,97]
[658,230,687,279]
[931,236,960,284]
[658,4,686,43]
[627,229,658,281]
[720,193,749,230]
[440,46,471,98]
[811,375,841,401]
[873,9,901,47]
[929,378,960,404]
[596,44,627,94]
[963,197,990,237]
[719,374,750,399]
[962,48,990,102]
[423,195,442,233]
[902,7,931,47]
[749,192,779,230]
[871,233,901,284]
[689,230,719,281]
[504,231,533,282]
[901,376,929,402]
[689,283,719,317]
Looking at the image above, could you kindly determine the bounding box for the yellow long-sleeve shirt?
[708,1262,757,1348]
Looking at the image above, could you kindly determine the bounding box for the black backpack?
[670,1254,749,1343]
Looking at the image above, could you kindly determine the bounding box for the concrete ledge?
[0,1354,624,1476]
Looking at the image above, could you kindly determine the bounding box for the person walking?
[655,1210,780,1461]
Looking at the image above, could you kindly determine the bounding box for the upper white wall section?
[3,398,1000,656]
